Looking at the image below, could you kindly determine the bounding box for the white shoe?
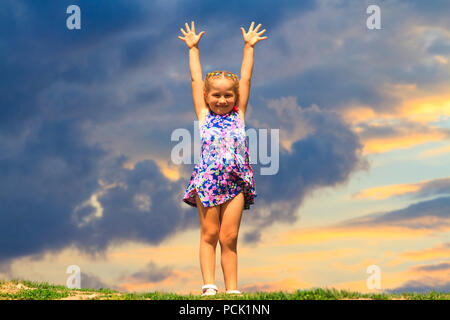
[201,284,218,296]
[226,289,242,295]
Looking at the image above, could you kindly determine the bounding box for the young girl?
[178,21,267,296]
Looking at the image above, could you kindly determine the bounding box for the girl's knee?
[201,228,220,245]
[219,231,238,247]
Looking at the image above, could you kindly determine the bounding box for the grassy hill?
[0,279,448,300]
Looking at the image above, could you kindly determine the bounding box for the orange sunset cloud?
[361,128,447,154]
[342,83,450,155]
[352,177,450,200]
[273,224,449,246]
[387,242,450,267]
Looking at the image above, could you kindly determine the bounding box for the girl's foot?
[226,289,242,296]
[201,284,218,296]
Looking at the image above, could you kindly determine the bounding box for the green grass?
[0,279,448,300]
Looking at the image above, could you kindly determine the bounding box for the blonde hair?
[204,70,240,96]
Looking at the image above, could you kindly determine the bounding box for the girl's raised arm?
[239,22,268,116]
[178,21,209,120]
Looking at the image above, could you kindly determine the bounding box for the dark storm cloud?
[241,103,370,243]
[335,196,450,230]
[0,0,153,134]
[81,271,111,290]
[0,0,322,267]
[178,0,316,24]
[0,117,199,270]
[410,177,450,200]
[387,280,450,294]
[123,261,174,283]
[427,37,450,56]
[250,0,450,113]
[69,159,199,256]
[0,120,106,264]
[260,64,396,112]
[356,122,450,142]
[387,267,450,294]
[0,0,198,268]
[412,262,450,272]
[405,0,450,26]
[1,0,449,269]
[0,0,369,264]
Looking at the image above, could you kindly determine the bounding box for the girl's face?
[204,78,238,115]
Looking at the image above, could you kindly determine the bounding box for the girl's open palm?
[178,21,205,49]
[241,22,268,46]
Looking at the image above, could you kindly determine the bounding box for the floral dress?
[183,106,257,210]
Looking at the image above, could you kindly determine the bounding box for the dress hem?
[183,179,256,210]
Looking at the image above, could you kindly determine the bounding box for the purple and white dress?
[183,106,256,210]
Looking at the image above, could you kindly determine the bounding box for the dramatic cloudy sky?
[1,0,449,294]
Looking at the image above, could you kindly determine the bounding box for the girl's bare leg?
[219,192,244,291]
[196,194,221,285]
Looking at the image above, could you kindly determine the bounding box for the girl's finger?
[178,36,185,41]
[259,36,268,41]
[180,28,187,36]
[185,22,190,32]
[198,31,205,39]
[254,23,262,32]
[191,21,195,33]
[258,29,266,35]
[249,21,254,31]
[240,27,246,37]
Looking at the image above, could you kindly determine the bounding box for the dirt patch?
[0,282,37,295]
[59,292,104,300]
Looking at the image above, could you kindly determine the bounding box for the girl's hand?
[178,21,205,49]
[241,22,268,47]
